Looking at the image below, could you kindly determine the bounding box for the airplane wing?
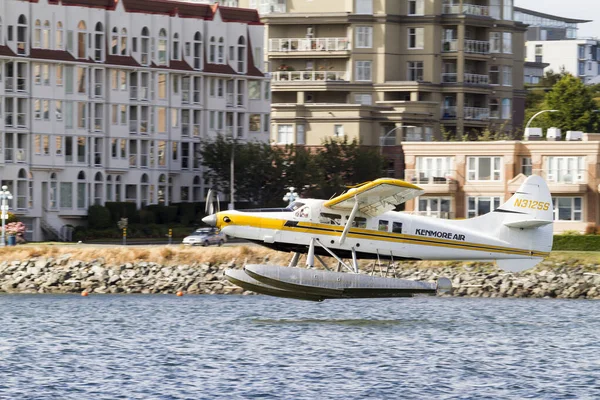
[323,178,424,217]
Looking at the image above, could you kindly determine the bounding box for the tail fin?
[469,175,554,272]
[497,175,553,229]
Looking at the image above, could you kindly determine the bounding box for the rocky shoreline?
[1,254,599,299]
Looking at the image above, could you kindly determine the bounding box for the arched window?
[77,171,86,209]
[56,22,64,50]
[77,21,87,59]
[42,21,51,49]
[158,174,166,204]
[115,175,122,202]
[17,169,28,209]
[237,36,246,73]
[218,37,224,64]
[172,33,180,60]
[120,28,127,55]
[49,173,58,209]
[209,36,216,63]
[158,28,167,65]
[106,175,113,202]
[94,172,103,205]
[140,27,149,65]
[94,22,104,61]
[140,174,149,206]
[17,15,27,55]
[111,27,119,55]
[193,32,202,70]
[34,20,41,48]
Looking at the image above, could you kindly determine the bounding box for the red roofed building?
[0,0,270,241]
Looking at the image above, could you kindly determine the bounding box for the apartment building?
[514,7,589,42]
[0,0,270,241]
[402,133,600,233]
[525,39,600,84]
[228,0,526,169]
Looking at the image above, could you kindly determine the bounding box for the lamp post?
[283,187,298,206]
[525,109,559,131]
[0,186,13,247]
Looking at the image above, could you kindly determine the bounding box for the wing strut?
[339,197,359,245]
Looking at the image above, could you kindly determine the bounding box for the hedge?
[552,235,600,251]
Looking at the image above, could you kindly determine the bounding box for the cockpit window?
[287,201,305,211]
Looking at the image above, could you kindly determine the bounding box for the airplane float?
[202,175,554,301]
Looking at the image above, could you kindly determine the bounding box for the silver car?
[182,228,227,246]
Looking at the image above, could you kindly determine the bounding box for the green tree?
[541,74,600,133]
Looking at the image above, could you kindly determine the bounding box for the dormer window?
[237,36,246,73]
[77,21,87,59]
[158,28,167,65]
[17,15,27,55]
[111,27,118,55]
[193,32,202,70]
[173,33,180,60]
[209,36,216,63]
[94,22,104,62]
[140,27,149,65]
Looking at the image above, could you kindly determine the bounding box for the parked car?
[182,228,227,246]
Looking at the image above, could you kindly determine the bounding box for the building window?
[121,28,128,55]
[503,0,513,21]
[501,98,511,119]
[60,182,73,208]
[415,157,454,184]
[94,22,104,62]
[489,65,499,85]
[502,65,512,86]
[111,27,119,55]
[237,36,246,73]
[158,29,168,65]
[408,0,424,15]
[546,156,585,183]
[56,22,63,50]
[77,21,87,59]
[408,61,423,81]
[521,157,532,176]
[417,197,452,219]
[490,98,499,119]
[467,156,502,181]
[193,32,202,70]
[535,44,543,63]
[249,81,260,99]
[209,36,216,63]
[140,27,150,65]
[467,196,501,218]
[334,124,344,137]
[17,15,28,55]
[173,33,180,60]
[354,94,372,105]
[277,124,294,144]
[355,61,372,81]
[42,21,51,49]
[355,0,373,14]
[408,28,424,49]
[552,197,582,221]
[490,32,501,53]
[34,20,41,48]
[296,124,306,144]
[355,27,373,48]
[502,32,512,54]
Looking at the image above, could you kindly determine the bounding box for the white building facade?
[525,39,600,83]
[0,0,271,241]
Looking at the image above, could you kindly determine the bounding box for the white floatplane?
[202,175,554,301]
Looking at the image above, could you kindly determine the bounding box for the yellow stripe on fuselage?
[219,214,550,258]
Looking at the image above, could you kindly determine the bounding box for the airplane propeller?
[203,189,220,226]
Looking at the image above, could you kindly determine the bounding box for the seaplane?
[202,175,554,301]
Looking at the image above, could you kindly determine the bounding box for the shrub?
[105,202,137,223]
[139,209,156,225]
[553,235,600,251]
[88,205,112,229]
[585,225,600,235]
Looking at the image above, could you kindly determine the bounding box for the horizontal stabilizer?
[504,219,553,229]
[496,258,542,273]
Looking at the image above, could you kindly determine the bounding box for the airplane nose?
[202,214,217,226]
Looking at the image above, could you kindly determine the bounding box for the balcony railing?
[442,3,489,16]
[442,73,457,83]
[442,39,458,52]
[269,38,350,52]
[272,70,348,82]
[464,107,490,120]
[442,106,457,119]
[464,73,489,85]
[465,39,490,54]
[405,169,456,185]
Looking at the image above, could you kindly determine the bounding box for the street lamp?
[525,109,559,131]
[0,185,13,247]
[283,187,298,205]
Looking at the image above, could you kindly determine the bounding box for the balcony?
[442,73,457,83]
[465,40,490,54]
[534,169,588,193]
[464,73,489,85]
[464,107,490,120]
[441,39,458,53]
[405,169,458,194]
[442,3,489,16]
[272,70,348,82]
[269,38,350,53]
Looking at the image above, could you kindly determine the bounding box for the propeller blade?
[205,189,214,215]
[216,193,221,213]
